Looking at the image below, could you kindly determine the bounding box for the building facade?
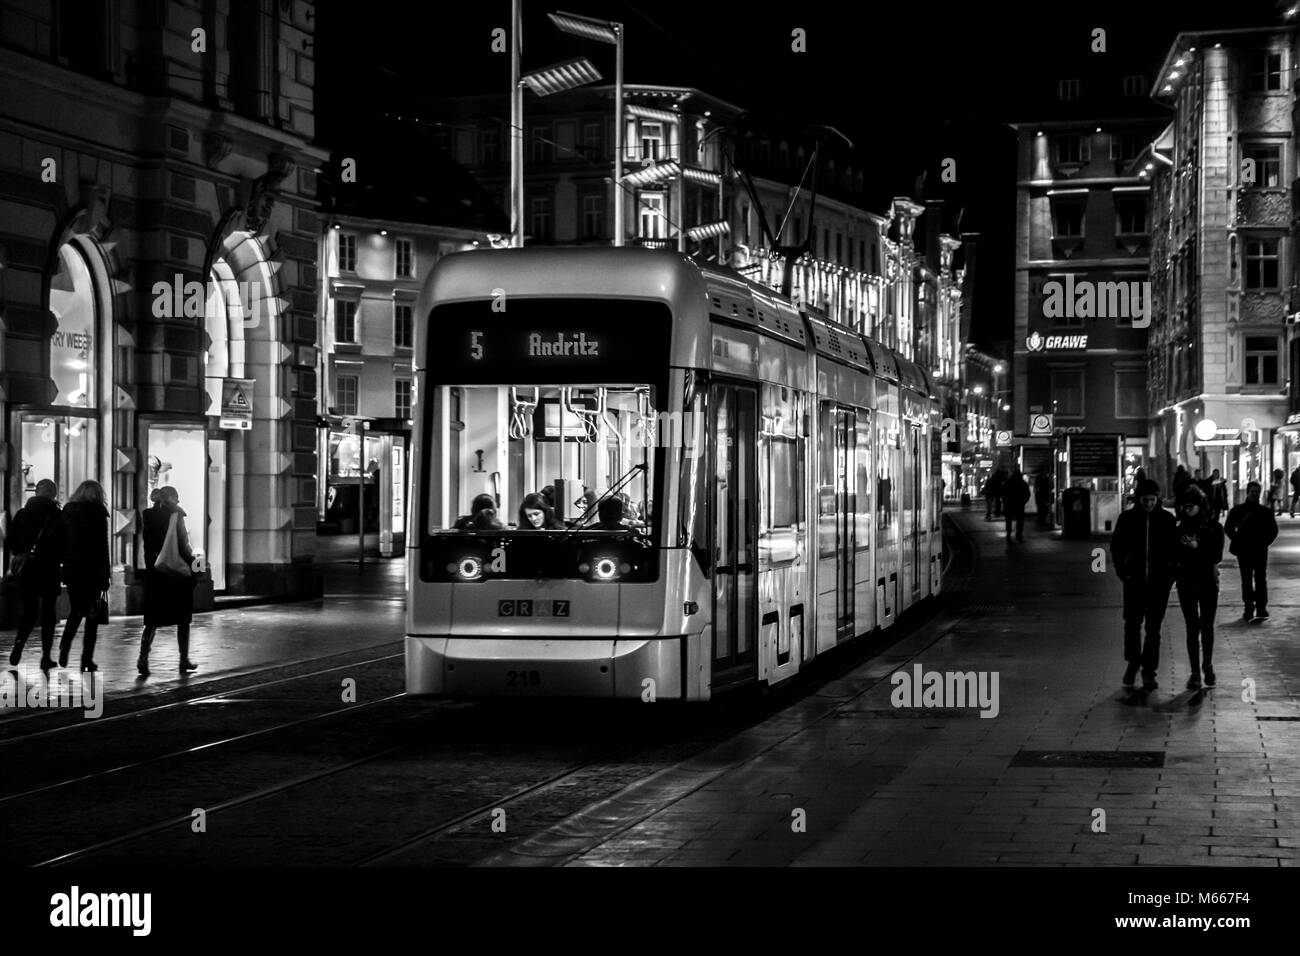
[1146,27,1300,501]
[0,0,326,611]
[1012,108,1164,531]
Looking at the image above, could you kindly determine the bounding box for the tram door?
[833,408,855,641]
[710,382,758,687]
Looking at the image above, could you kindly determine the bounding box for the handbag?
[156,512,192,579]
[6,515,53,585]
[90,589,110,625]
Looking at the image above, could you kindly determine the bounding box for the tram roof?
[424,247,926,390]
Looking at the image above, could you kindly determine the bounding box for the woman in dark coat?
[138,485,197,676]
[1173,484,1225,691]
[58,480,111,672]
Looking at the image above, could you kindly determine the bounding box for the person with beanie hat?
[1110,478,1178,691]
[1173,483,1225,691]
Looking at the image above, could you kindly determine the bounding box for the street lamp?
[549,10,625,246]
[521,56,602,97]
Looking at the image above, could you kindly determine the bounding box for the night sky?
[316,0,1283,348]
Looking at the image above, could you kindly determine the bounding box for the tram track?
[0,646,405,741]
[17,516,976,868]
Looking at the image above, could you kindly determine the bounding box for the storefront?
[318,416,408,557]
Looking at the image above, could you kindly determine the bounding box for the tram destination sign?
[430,300,671,381]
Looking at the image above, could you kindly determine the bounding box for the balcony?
[1236,188,1289,227]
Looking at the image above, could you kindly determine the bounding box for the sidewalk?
[555,507,1300,866]
[1,545,406,707]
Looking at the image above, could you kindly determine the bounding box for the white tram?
[406,247,944,700]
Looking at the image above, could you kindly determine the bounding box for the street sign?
[1029,413,1054,437]
[995,430,1013,447]
[219,378,254,431]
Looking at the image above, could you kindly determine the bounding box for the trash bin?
[1061,487,1091,538]
[960,492,971,510]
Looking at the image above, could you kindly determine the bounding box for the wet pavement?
[1,540,405,705]
[533,507,1300,866]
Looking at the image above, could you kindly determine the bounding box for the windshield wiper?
[558,462,648,542]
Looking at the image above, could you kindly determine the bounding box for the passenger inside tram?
[435,384,656,538]
[453,493,497,531]
[591,497,628,531]
[518,492,565,530]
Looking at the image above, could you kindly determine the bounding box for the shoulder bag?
[156,512,193,579]
[8,515,53,583]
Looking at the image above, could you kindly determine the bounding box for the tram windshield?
[430,383,663,537]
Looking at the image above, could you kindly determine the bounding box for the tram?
[406,247,944,700]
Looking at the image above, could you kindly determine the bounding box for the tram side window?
[855,413,872,549]
[876,417,895,533]
[817,402,837,558]
[677,373,708,567]
[760,384,805,564]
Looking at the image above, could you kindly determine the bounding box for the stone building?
[0,0,326,611]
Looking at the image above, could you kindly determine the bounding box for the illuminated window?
[639,192,665,239]
[640,122,663,161]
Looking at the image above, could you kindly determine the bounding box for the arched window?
[48,241,97,409]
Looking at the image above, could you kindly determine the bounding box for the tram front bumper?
[405,635,686,699]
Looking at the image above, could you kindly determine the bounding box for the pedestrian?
[137,486,198,676]
[1173,464,1191,502]
[6,479,64,671]
[1173,484,1225,691]
[1224,480,1278,622]
[1002,469,1030,542]
[1269,469,1284,516]
[1110,479,1177,691]
[1209,469,1229,521]
[1193,468,1213,502]
[1290,466,1300,518]
[1034,470,1053,526]
[984,470,1004,521]
[57,480,111,672]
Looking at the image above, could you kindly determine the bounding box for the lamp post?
[549,11,624,246]
[510,0,523,247]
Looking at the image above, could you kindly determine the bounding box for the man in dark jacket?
[7,480,63,670]
[1110,478,1178,691]
[1224,480,1279,622]
[1291,466,1300,518]
[1003,469,1030,542]
[1034,470,1053,527]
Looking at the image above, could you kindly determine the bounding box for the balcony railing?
[1236,187,1289,227]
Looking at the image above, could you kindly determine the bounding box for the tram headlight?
[449,556,484,581]
[592,557,619,580]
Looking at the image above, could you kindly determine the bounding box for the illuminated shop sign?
[1026,331,1088,352]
